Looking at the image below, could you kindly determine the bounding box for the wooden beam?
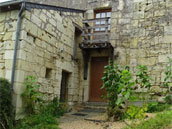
[83,17,110,23]
[82,39,109,43]
[82,32,109,36]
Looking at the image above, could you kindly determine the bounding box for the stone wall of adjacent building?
[0,8,83,118]
[0,10,18,80]
[110,0,172,100]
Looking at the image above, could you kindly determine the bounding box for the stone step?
[79,102,107,113]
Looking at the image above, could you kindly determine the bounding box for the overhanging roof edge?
[0,1,86,13]
[0,0,23,8]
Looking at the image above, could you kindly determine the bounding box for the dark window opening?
[72,27,82,61]
[45,68,52,79]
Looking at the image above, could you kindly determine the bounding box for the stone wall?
[79,0,172,102]
[0,7,83,118]
[0,10,18,80]
[110,0,172,99]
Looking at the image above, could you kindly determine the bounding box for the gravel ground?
[58,112,126,129]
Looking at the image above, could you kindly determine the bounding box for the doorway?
[89,57,108,102]
[60,71,69,102]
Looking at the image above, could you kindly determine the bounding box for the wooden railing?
[82,17,110,44]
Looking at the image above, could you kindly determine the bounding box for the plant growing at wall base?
[0,78,14,129]
[164,57,172,92]
[136,65,152,101]
[124,110,172,129]
[126,105,148,120]
[22,75,43,114]
[102,63,135,119]
[40,97,67,118]
[14,112,60,129]
[136,65,152,89]
[164,95,172,104]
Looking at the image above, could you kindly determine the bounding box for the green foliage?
[116,69,136,106]
[147,102,158,113]
[14,113,60,129]
[164,57,172,87]
[41,97,67,118]
[0,78,14,129]
[136,65,152,89]
[22,75,43,114]
[15,97,65,129]
[147,102,171,113]
[126,105,148,120]
[102,63,121,109]
[165,95,172,104]
[124,110,172,129]
[15,76,66,129]
[102,63,135,119]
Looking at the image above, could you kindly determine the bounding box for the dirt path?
[58,112,126,129]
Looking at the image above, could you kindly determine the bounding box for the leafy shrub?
[41,97,67,118]
[147,102,171,113]
[102,63,135,119]
[136,65,152,89]
[14,113,60,129]
[15,98,65,129]
[164,57,172,88]
[126,105,148,120]
[124,110,172,129]
[22,75,43,114]
[147,102,158,113]
[165,95,172,104]
[15,76,65,129]
[0,78,14,129]
[136,65,152,101]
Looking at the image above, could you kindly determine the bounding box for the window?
[45,68,52,79]
[94,9,111,32]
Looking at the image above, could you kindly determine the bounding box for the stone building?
[0,0,172,118]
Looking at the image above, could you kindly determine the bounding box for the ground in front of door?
[58,111,126,129]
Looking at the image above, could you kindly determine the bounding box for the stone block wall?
[0,10,18,80]
[110,0,172,99]
[0,7,83,117]
[78,0,172,102]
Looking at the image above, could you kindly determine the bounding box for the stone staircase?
[78,102,107,113]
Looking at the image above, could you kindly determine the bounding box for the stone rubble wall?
[110,0,172,101]
[0,8,83,117]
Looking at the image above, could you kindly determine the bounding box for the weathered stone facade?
[0,0,172,118]
[110,0,172,90]
[80,0,172,101]
[0,5,83,117]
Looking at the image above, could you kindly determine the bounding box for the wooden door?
[89,57,108,102]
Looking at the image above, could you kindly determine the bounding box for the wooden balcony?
[80,17,112,49]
